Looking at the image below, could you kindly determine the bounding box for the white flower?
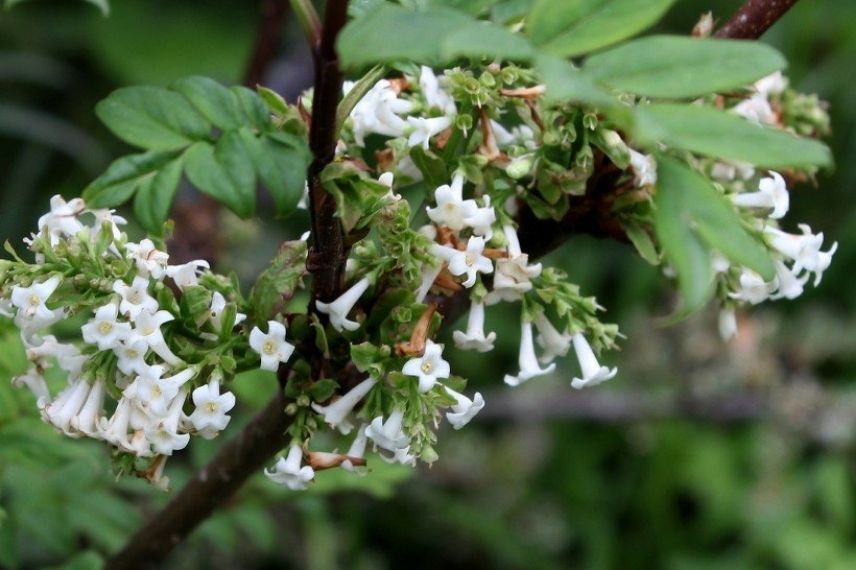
[126,239,169,279]
[12,368,50,406]
[81,302,132,351]
[754,71,788,97]
[125,366,195,417]
[570,333,617,389]
[453,301,496,352]
[112,276,158,318]
[249,320,295,371]
[729,269,774,305]
[315,276,371,332]
[25,335,87,375]
[764,224,837,284]
[69,378,105,438]
[731,172,789,219]
[37,195,85,243]
[426,174,478,231]
[145,391,190,456]
[98,397,137,453]
[265,443,315,490]
[419,66,456,115]
[208,292,247,332]
[166,260,210,289]
[504,320,556,387]
[718,308,738,341]
[770,259,809,300]
[407,115,452,150]
[348,79,413,146]
[414,261,443,304]
[365,408,410,454]
[115,337,150,376]
[485,225,541,304]
[534,312,573,364]
[311,377,377,434]
[402,340,450,393]
[14,306,64,341]
[188,378,236,439]
[342,425,369,472]
[710,161,755,182]
[462,195,497,239]
[11,276,61,321]
[444,387,484,429]
[130,310,182,365]
[733,94,776,125]
[44,377,91,436]
[90,207,127,241]
[629,149,657,187]
[433,236,493,288]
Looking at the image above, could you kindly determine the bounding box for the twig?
[244,0,290,87]
[105,385,293,569]
[715,0,801,39]
[306,0,350,305]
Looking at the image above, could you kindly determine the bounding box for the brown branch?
[105,383,292,569]
[715,0,801,39]
[244,0,290,87]
[306,0,350,304]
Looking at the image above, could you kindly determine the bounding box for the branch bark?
[715,0,801,39]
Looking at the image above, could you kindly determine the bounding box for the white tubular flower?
[311,377,377,434]
[629,149,657,187]
[112,276,158,318]
[342,425,369,472]
[81,302,131,351]
[12,368,50,406]
[45,378,91,436]
[711,161,756,182]
[98,397,134,450]
[90,207,127,241]
[315,276,371,332]
[70,378,105,438]
[444,387,485,430]
[126,239,169,279]
[145,391,190,456]
[419,66,456,115]
[25,335,87,375]
[37,195,85,242]
[485,225,542,304]
[348,80,412,146]
[402,340,451,393]
[718,308,738,341]
[14,306,64,341]
[729,269,775,305]
[732,172,789,219]
[188,379,236,439]
[453,301,496,352]
[115,337,150,376]
[436,236,493,288]
[130,310,182,366]
[249,320,295,371]
[426,174,478,231]
[365,408,410,454]
[209,292,247,332]
[407,115,452,150]
[754,71,788,97]
[770,259,809,300]
[733,94,776,125]
[765,224,837,283]
[415,261,443,304]
[265,443,315,490]
[11,276,61,321]
[570,333,618,389]
[504,320,556,387]
[166,260,210,290]
[462,195,497,239]
[125,366,195,417]
[534,313,573,364]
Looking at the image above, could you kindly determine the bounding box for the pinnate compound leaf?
[184,132,256,218]
[95,86,210,150]
[633,104,832,168]
[528,0,676,57]
[586,36,787,98]
[82,150,177,208]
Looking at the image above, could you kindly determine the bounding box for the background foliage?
[1,0,856,568]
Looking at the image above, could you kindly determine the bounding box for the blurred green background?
[2,1,856,568]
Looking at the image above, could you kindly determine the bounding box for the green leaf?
[308,378,339,402]
[409,146,449,188]
[249,240,308,322]
[585,36,787,98]
[633,104,832,168]
[654,156,775,314]
[83,0,109,16]
[231,85,272,131]
[622,220,659,265]
[133,153,185,234]
[95,86,211,150]
[338,5,534,70]
[171,76,245,131]
[184,132,256,217]
[82,150,177,208]
[528,0,676,57]
[536,55,623,111]
[239,129,310,217]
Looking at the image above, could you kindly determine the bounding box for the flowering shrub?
[0,2,837,556]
